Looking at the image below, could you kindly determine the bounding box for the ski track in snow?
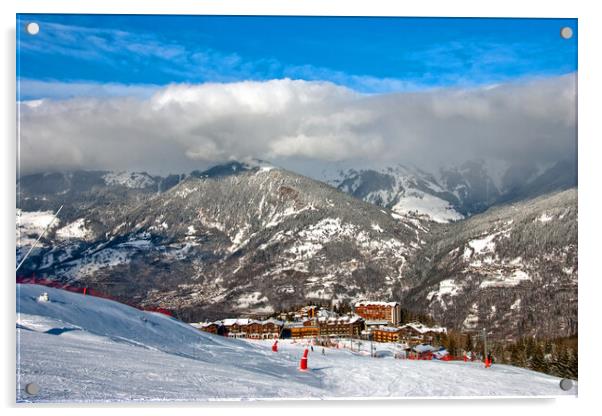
[16,285,576,402]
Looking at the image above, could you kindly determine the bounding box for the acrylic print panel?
[16,14,578,402]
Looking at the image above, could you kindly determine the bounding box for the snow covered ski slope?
[16,284,576,402]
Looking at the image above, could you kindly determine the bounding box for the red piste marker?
[299,348,309,371]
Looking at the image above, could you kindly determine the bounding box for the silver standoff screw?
[25,382,40,396]
[559,378,573,391]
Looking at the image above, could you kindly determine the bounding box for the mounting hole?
[559,378,573,391]
[25,22,40,36]
[560,27,573,40]
[25,382,40,395]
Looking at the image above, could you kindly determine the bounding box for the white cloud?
[17,75,577,176]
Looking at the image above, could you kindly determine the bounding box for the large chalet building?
[354,301,401,325]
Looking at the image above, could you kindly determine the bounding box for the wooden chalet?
[285,319,319,339]
[317,315,364,338]
[371,326,402,343]
[399,323,447,346]
[354,301,401,325]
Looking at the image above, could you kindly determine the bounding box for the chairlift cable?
[16,205,63,272]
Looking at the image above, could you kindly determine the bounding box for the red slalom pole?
[299,348,309,371]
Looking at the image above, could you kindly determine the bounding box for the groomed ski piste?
[16,284,577,402]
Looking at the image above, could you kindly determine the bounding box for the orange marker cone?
[299,348,309,371]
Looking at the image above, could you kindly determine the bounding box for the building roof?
[401,322,447,334]
[355,301,399,307]
[364,320,391,326]
[190,320,223,329]
[221,318,253,326]
[412,344,436,353]
[317,314,363,324]
[221,317,284,327]
[432,348,449,359]
[374,326,401,333]
[284,321,317,329]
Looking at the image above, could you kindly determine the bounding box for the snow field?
[16,285,576,402]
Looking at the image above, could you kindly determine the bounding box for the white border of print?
[1,1,599,416]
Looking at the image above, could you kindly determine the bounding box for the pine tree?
[525,337,536,359]
[448,334,458,356]
[544,340,553,355]
[531,343,547,373]
[493,343,506,364]
[465,333,474,353]
[510,343,527,367]
[554,343,571,378]
[569,347,578,379]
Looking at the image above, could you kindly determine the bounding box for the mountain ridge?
[16,161,578,340]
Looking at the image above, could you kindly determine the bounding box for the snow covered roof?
[374,326,401,333]
[222,318,253,326]
[317,315,363,324]
[432,349,449,359]
[222,318,284,327]
[355,301,399,307]
[412,344,436,353]
[401,322,447,334]
[365,320,391,326]
[284,322,309,328]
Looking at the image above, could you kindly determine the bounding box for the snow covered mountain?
[327,164,465,223]
[17,284,576,402]
[326,159,576,223]
[17,170,185,243]
[16,161,578,341]
[401,188,577,341]
[17,164,430,321]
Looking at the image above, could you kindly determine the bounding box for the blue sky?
[17,14,577,100]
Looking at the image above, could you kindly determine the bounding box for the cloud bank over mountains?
[18,74,576,176]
